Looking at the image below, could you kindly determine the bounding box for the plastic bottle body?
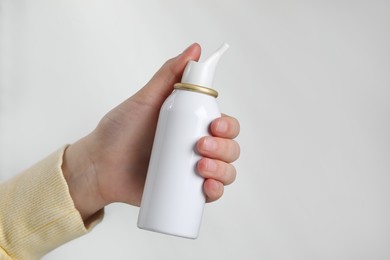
[137,89,221,239]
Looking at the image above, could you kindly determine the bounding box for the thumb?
[134,43,201,107]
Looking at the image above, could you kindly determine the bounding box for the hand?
[62,43,240,222]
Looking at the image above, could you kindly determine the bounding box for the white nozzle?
[181,43,229,88]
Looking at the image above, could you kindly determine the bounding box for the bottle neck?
[173,83,218,98]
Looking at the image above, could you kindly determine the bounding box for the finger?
[135,43,201,107]
[210,114,240,139]
[197,158,237,185]
[197,136,240,163]
[203,179,224,203]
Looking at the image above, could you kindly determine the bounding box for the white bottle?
[137,43,229,239]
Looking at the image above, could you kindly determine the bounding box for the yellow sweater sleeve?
[0,146,104,259]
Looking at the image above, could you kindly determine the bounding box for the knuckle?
[225,116,240,138]
[224,163,237,185]
[233,117,241,137]
[227,139,240,162]
[215,161,237,186]
[229,164,237,184]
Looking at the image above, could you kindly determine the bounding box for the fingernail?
[203,137,217,152]
[215,120,228,133]
[205,158,217,172]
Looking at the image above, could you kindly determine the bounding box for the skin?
[61,43,241,223]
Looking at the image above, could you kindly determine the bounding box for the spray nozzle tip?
[181,43,229,89]
[216,43,230,56]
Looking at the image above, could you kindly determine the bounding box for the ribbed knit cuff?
[0,146,104,259]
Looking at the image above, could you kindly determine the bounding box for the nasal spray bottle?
[137,43,229,239]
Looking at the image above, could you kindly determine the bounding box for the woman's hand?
[62,43,240,222]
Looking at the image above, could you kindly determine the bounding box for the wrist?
[62,136,106,222]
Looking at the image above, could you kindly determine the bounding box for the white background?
[1,1,389,259]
